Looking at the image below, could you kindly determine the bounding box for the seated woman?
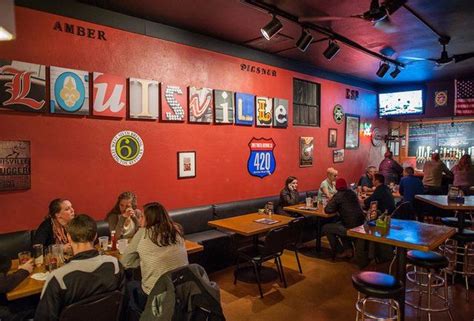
[451,154,474,195]
[323,178,365,259]
[33,198,75,248]
[317,167,338,201]
[105,191,141,239]
[121,202,188,314]
[279,176,299,209]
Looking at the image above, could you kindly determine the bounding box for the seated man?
[35,214,125,321]
[361,173,395,214]
[399,166,424,203]
[323,178,365,258]
[0,255,34,321]
[358,165,377,192]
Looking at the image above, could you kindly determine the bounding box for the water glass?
[32,244,44,267]
[117,239,128,255]
[98,236,109,251]
[18,251,31,265]
[305,197,312,207]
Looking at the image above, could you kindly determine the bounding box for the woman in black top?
[279,176,299,211]
[33,198,75,249]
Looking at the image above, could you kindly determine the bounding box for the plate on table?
[31,272,49,281]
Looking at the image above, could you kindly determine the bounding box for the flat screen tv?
[378,89,424,117]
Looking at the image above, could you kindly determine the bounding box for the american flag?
[455,79,474,115]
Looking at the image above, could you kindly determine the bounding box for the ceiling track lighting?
[261,15,283,40]
[244,0,405,69]
[323,40,340,60]
[376,61,390,78]
[295,29,313,52]
[390,66,401,79]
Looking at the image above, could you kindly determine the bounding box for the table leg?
[395,247,407,321]
[315,217,322,253]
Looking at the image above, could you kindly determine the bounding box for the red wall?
[0,7,386,232]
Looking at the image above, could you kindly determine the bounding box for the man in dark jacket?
[323,178,365,259]
[379,151,403,185]
[362,173,395,214]
[35,214,125,321]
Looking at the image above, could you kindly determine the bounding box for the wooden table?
[283,204,335,253]
[7,239,203,301]
[348,219,456,321]
[208,213,294,236]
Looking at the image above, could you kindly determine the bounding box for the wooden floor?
[210,246,474,321]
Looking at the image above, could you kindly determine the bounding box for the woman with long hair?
[452,154,474,195]
[105,191,141,239]
[280,176,299,208]
[33,198,75,249]
[121,202,188,313]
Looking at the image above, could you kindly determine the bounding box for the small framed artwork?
[299,137,314,167]
[328,128,337,147]
[177,151,196,179]
[344,114,360,149]
[333,149,344,163]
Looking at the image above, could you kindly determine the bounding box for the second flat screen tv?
[378,90,423,117]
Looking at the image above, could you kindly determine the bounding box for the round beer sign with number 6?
[110,131,144,166]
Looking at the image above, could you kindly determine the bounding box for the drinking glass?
[45,246,58,271]
[18,251,31,265]
[98,236,109,251]
[117,239,128,255]
[32,244,44,267]
[305,197,312,207]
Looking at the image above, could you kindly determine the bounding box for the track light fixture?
[323,40,340,60]
[390,66,401,79]
[296,29,313,52]
[261,15,283,40]
[376,61,390,78]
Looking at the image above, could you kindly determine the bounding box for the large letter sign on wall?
[256,96,272,127]
[0,60,46,113]
[50,66,89,115]
[214,90,234,124]
[247,137,276,178]
[129,78,159,119]
[161,84,185,122]
[273,98,288,128]
[189,87,213,123]
[235,92,254,126]
[92,72,126,118]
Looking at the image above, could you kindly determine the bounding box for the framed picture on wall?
[299,137,314,167]
[344,114,360,149]
[333,149,344,163]
[328,128,337,147]
[177,151,196,179]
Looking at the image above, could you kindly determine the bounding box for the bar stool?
[405,250,453,321]
[352,271,403,321]
[441,229,474,301]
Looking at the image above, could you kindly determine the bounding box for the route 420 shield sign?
[247,137,276,178]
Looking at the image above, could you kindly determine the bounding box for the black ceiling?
[78,0,474,85]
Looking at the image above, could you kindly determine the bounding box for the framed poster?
[235,92,254,125]
[189,87,213,123]
[177,151,196,179]
[328,128,337,147]
[50,66,89,115]
[344,114,360,149]
[92,72,126,118]
[299,137,314,167]
[0,141,31,191]
[333,149,344,163]
[0,60,47,113]
[214,89,234,124]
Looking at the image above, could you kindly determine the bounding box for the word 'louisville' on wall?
[0,60,289,128]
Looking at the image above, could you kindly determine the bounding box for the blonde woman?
[318,168,338,200]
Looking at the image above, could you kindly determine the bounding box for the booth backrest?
[96,220,111,238]
[213,195,280,219]
[169,205,214,235]
[0,230,32,259]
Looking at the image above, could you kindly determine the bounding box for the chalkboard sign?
[408,122,474,157]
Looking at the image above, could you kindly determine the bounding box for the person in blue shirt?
[358,166,377,192]
[399,166,424,203]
